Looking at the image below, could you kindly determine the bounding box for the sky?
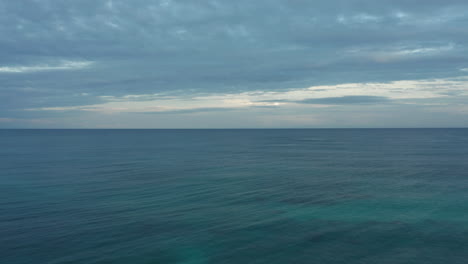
[1,0,468,128]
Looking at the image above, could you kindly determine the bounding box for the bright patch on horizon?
[25,75,468,114]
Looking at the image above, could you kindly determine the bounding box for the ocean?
[1,129,468,264]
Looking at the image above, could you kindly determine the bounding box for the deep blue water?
[2,129,468,264]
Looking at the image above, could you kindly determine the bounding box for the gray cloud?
[1,0,468,127]
[143,107,238,115]
[259,96,391,105]
[298,96,391,105]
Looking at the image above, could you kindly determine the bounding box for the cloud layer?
[1,0,468,127]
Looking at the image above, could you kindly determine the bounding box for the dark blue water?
[2,129,468,264]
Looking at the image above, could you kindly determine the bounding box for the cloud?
[144,107,239,114]
[25,76,468,117]
[0,61,93,73]
[337,13,383,24]
[2,0,468,127]
[348,43,456,63]
[297,96,391,105]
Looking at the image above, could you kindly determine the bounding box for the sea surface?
[1,129,468,264]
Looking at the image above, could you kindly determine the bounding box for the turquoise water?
[1,129,468,263]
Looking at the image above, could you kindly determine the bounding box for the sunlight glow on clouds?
[27,75,468,115]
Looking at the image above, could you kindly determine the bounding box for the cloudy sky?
[1,0,468,128]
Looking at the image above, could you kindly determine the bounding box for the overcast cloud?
[1,0,468,128]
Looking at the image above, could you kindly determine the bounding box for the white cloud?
[0,60,93,73]
[354,13,382,23]
[348,43,455,63]
[337,13,382,24]
[393,11,409,19]
[26,75,468,114]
